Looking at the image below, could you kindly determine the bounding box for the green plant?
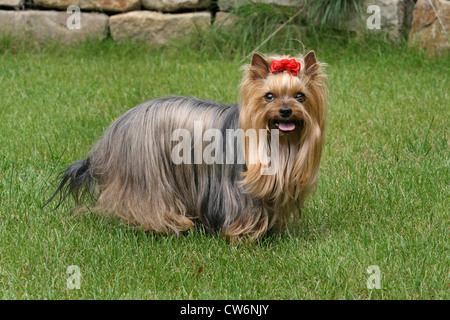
[303,0,363,27]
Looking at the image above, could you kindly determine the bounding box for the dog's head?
[239,52,327,141]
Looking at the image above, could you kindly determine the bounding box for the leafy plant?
[303,0,363,27]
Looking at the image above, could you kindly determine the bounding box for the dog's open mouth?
[269,120,304,133]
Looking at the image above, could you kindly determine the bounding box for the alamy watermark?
[66,265,81,290]
[66,5,81,30]
[171,121,280,175]
[366,265,381,289]
[366,5,381,30]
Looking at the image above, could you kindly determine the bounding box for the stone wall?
[0,9,109,44]
[0,0,447,52]
[217,0,303,11]
[0,0,213,44]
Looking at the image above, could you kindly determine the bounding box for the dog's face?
[239,52,326,140]
[261,69,307,136]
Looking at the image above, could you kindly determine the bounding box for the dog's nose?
[279,107,292,118]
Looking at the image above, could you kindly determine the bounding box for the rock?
[409,0,450,53]
[0,10,109,44]
[33,0,140,13]
[110,11,211,45]
[218,0,303,11]
[0,0,23,9]
[214,11,237,26]
[142,0,211,12]
[343,0,415,42]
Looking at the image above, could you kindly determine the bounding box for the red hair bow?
[270,59,301,76]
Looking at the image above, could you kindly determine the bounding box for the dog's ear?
[250,53,270,79]
[303,50,321,80]
[303,50,317,70]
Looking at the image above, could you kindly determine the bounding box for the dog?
[47,51,327,241]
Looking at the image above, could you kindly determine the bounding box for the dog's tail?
[44,157,96,210]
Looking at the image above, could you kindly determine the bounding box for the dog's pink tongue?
[279,122,295,131]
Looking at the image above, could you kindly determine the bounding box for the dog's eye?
[264,93,275,102]
[294,92,306,103]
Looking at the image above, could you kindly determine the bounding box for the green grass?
[0,30,448,299]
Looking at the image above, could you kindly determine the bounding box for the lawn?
[0,32,448,299]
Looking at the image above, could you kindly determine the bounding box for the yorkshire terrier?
[48,51,327,241]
